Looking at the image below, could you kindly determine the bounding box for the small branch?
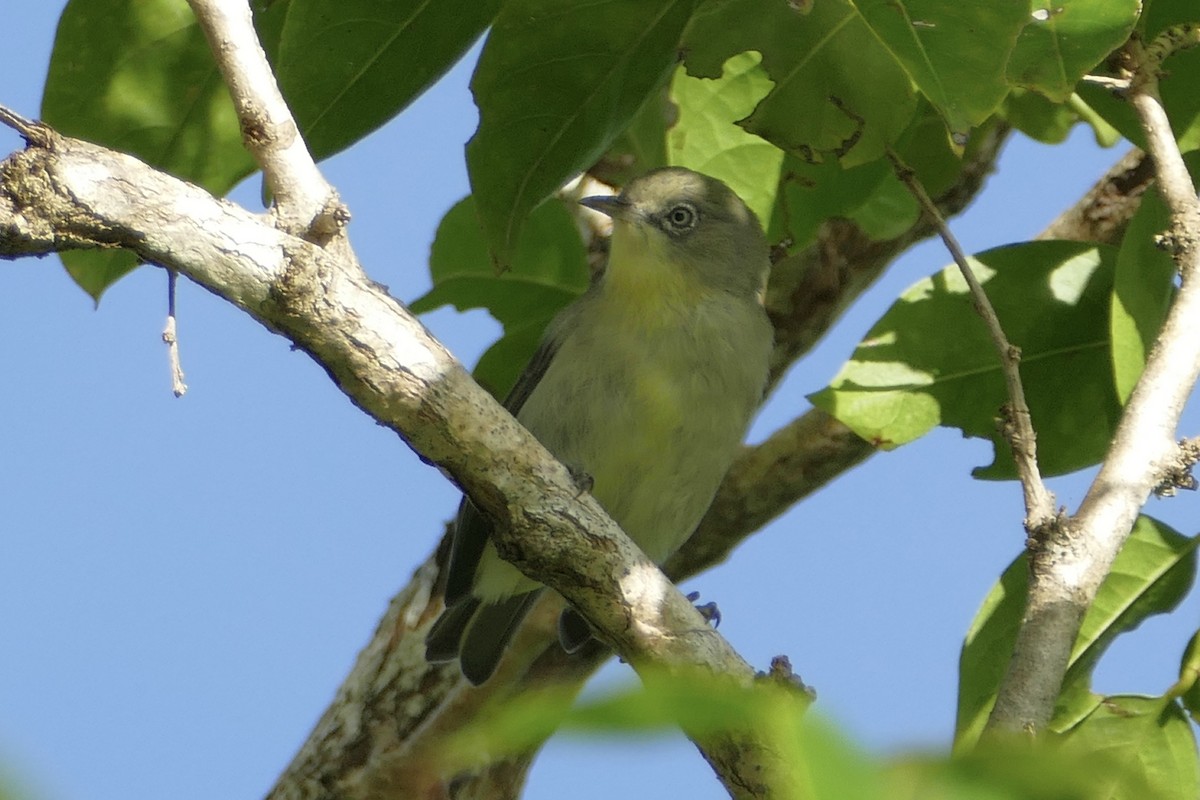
[0,106,50,146]
[1142,22,1200,76]
[1079,74,1130,93]
[1127,41,1200,247]
[163,270,187,397]
[887,149,1056,532]
[185,0,343,240]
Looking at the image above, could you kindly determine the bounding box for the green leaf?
[57,251,141,304]
[593,85,673,186]
[1141,0,1200,40]
[954,517,1198,749]
[667,51,784,224]
[1178,630,1200,718]
[810,241,1122,478]
[466,0,699,267]
[1076,18,1200,154]
[412,195,588,326]
[764,98,963,250]
[1007,0,1140,103]
[768,156,890,251]
[1070,92,1123,147]
[1060,695,1200,800]
[41,0,279,300]
[1111,186,1178,404]
[1051,679,1105,733]
[891,738,1128,800]
[953,551,1025,752]
[1061,519,1198,695]
[1002,88,1082,144]
[275,0,497,161]
[848,0,1027,141]
[682,0,917,166]
[411,194,589,396]
[443,672,873,800]
[1162,47,1200,155]
[471,318,554,401]
[845,172,921,240]
[43,0,253,189]
[889,98,973,200]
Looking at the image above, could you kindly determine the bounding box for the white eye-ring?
[664,203,698,231]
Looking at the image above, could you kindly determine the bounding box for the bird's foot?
[566,463,594,497]
[686,591,721,628]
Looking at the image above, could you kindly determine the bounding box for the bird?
[425,166,774,684]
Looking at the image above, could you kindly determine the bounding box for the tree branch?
[988,33,1200,734]
[186,0,342,240]
[0,120,789,799]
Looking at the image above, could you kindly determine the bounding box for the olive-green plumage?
[426,167,773,684]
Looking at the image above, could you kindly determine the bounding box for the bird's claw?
[567,463,594,496]
[686,591,721,628]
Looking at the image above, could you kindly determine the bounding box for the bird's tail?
[425,591,542,685]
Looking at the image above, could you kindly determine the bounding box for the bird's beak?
[579,194,632,220]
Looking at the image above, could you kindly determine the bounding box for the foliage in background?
[34,0,1200,794]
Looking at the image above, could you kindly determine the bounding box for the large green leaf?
[466,0,698,267]
[43,0,253,188]
[41,0,281,300]
[275,0,497,161]
[667,51,784,225]
[811,241,1123,479]
[848,0,1027,141]
[768,157,890,252]
[1007,0,1140,103]
[1001,90,1122,147]
[1060,695,1200,800]
[1141,0,1200,40]
[682,0,917,166]
[411,195,588,324]
[470,318,555,402]
[1062,521,1198,693]
[954,517,1197,749]
[593,85,673,187]
[1111,186,1179,404]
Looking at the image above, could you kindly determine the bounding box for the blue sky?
[2,4,1198,800]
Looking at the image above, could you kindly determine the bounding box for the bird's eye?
[664,203,698,231]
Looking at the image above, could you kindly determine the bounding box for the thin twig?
[163,270,187,398]
[185,0,343,240]
[886,149,1056,531]
[0,105,53,147]
[1079,74,1131,93]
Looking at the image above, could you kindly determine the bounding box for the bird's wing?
[441,312,573,603]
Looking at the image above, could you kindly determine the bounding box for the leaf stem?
[887,149,1056,532]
